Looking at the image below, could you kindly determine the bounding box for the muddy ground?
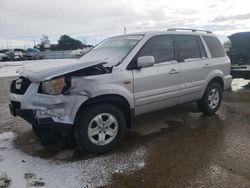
[1,77,250,187]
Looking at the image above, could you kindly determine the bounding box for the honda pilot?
[9,28,232,153]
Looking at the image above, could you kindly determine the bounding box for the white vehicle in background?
[71,49,84,58]
[9,28,232,154]
[13,51,24,61]
[71,47,93,58]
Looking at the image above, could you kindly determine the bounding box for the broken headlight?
[40,76,70,95]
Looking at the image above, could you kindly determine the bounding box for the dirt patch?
[107,91,250,188]
[14,129,58,159]
[107,114,226,188]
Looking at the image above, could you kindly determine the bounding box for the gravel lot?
[0,76,250,188]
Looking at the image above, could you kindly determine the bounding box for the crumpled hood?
[18,59,107,82]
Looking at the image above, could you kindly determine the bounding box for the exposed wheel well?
[208,77,224,91]
[76,94,133,128]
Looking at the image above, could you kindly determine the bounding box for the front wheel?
[74,104,126,154]
[197,82,222,115]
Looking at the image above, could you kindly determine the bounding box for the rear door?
[131,35,181,115]
[202,35,230,76]
[175,35,208,104]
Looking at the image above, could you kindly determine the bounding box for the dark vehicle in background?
[0,48,43,61]
[0,49,8,61]
[228,32,250,65]
[0,49,15,61]
[0,49,24,61]
[228,32,250,79]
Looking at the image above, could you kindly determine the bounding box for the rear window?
[203,36,226,58]
[175,35,201,62]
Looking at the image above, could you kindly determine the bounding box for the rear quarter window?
[175,35,201,62]
[203,36,226,58]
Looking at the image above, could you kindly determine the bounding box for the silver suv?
[9,28,232,153]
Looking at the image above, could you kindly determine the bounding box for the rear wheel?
[74,104,126,154]
[197,82,222,115]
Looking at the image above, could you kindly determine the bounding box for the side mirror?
[137,56,155,68]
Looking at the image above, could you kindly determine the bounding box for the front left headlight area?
[39,76,71,95]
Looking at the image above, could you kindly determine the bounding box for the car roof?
[118,29,215,38]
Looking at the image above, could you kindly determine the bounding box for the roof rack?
[167,28,212,34]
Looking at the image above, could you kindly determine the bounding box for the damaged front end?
[9,61,112,150]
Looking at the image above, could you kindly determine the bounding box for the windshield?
[80,35,143,67]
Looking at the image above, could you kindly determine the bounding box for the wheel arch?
[75,94,134,128]
[202,69,225,97]
[201,76,224,97]
[207,77,224,91]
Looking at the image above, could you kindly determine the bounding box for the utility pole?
[124,27,127,35]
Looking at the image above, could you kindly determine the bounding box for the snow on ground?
[0,59,77,78]
[231,78,250,91]
[0,61,25,77]
[0,132,146,188]
[0,66,21,77]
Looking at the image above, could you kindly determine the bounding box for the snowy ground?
[0,61,24,77]
[0,131,146,188]
[231,78,250,91]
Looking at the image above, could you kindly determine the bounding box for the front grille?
[10,77,31,95]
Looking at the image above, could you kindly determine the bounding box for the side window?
[175,35,201,62]
[203,36,226,58]
[137,35,175,64]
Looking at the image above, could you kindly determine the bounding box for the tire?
[197,82,222,115]
[32,125,77,151]
[74,103,126,154]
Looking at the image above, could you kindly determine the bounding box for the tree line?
[35,34,93,51]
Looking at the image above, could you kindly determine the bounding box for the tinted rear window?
[175,35,201,62]
[203,36,226,58]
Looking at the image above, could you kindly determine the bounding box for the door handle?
[169,69,179,74]
[204,64,211,68]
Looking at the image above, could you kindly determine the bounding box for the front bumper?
[9,81,88,125]
[9,103,76,150]
[9,103,73,130]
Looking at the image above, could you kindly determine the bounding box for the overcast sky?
[0,0,250,48]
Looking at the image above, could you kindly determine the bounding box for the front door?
[131,35,181,115]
